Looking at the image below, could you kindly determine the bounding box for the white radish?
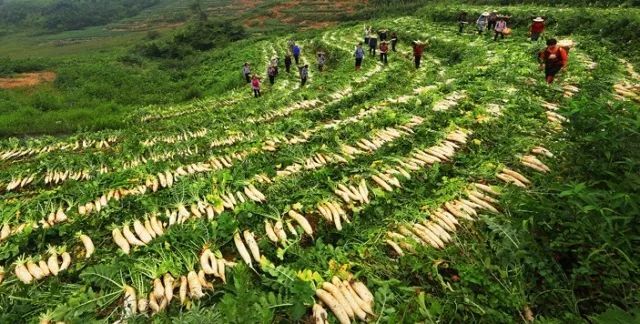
[217,259,226,283]
[15,263,33,284]
[243,230,261,262]
[143,219,156,239]
[315,289,350,324]
[312,303,329,324]
[179,276,188,304]
[274,220,288,242]
[234,232,253,268]
[59,252,71,271]
[27,261,45,280]
[123,285,137,316]
[187,271,205,299]
[47,253,59,276]
[164,273,175,303]
[112,228,131,254]
[350,281,374,304]
[288,210,313,237]
[79,234,94,259]
[38,260,51,277]
[264,220,279,243]
[332,277,366,320]
[322,282,354,319]
[123,224,145,246]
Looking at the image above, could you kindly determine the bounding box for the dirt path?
[0,71,56,89]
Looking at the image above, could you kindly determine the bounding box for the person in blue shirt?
[354,43,365,71]
[293,45,301,65]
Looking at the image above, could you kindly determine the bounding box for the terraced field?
[0,11,638,323]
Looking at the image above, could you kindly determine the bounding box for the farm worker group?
[243,13,567,97]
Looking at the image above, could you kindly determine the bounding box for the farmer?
[299,64,309,87]
[354,42,365,71]
[390,32,398,52]
[271,56,279,76]
[530,17,545,41]
[267,65,276,85]
[378,29,388,41]
[317,52,326,72]
[379,41,389,64]
[494,16,507,41]
[412,41,425,69]
[539,38,568,84]
[284,53,292,73]
[477,12,489,35]
[488,11,498,30]
[288,39,295,53]
[242,63,251,83]
[251,75,261,97]
[293,44,301,65]
[457,11,468,33]
[368,35,378,56]
[364,25,372,45]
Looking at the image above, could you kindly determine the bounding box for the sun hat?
[482,12,490,16]
[533,17,544,22]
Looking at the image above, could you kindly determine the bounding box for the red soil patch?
[0,71,57,89]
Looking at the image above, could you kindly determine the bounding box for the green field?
[0,1,639,323]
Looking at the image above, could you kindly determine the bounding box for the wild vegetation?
[0,1,639,323]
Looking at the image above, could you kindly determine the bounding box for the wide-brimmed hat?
[533,17,544,22]
[482,12,490,16]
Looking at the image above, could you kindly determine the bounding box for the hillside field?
[0,1,639,323]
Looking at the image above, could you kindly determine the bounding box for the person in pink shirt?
[494,16,507,41]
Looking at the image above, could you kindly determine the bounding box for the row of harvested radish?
[113,186,266,253]
[248,99,322,124]
[77,151,248,218]
[562,84,580,98]
[386,183,501,255]
[113,216,165,254]
[316,128,471,234]
[314,276,375,324]
[613,82,640,103]
[497,167,531,188]
[0,223,27,243]
[263,209,316,247]
[141,128,208,147]
[276,116,423,179]
[138,96,239,122]
[0,136,117,162]
[13,248,75,284]
[432,91,467,112]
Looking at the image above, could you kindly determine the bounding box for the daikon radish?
[153,278,165,300]
[112,228,131,254]
[322,282,354,319]
[344,280,375,315]
[332,277,367,320]
[217,258,227,283]
[502,168,531,185]
[315,289,350,324]
[38,260,51,277]
[123,224,146,246]
[243,230,261,262]
[123,285,137,315]
[350,281,374,304]
[312,303,329,324]
[164,273,175,303]
[79,234,94,259]
[187,271,205,299]
[27,261,45,280]
[234,232,253,268]
[179,276,188,304]
[15,262,33,284]
[59,252,71,271]
[264,220,279,243]
[288,210,313,237]
[274,220,288,242]
[47,252,59,276]
[386,240,405,256]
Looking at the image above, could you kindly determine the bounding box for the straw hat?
[482,12,489,16]
[533,17,544,22]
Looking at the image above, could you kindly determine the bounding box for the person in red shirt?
[530,17,545,41]
[539,38,568,84]
[379,41,389,64]
[412,41,425,69]
[251,75,261,97]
